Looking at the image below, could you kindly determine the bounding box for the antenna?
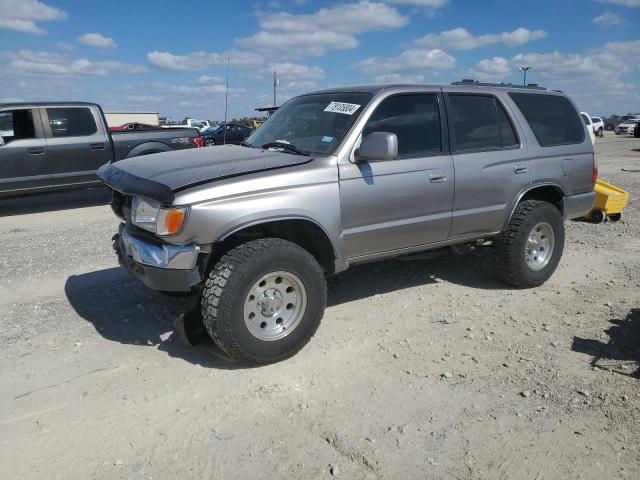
[223,57,229,145]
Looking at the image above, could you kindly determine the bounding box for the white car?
[615,119,640,136]
[590,116,604,137]
[580,112,596,144]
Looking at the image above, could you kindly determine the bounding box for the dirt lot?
[1,134,639,480]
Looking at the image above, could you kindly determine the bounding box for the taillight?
[592,153,598,183]
[192,136,204,148]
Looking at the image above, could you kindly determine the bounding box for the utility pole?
[223,57,229,145]
[273,70,279,108]
[518,65,531,86]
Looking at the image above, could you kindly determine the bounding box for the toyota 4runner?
[99,81,596,364]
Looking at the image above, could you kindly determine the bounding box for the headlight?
[131,197,187,236]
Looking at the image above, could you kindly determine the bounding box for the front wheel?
[494,200,565,288]
[201,238,326,364]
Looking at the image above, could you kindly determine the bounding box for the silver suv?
[99,81,596,364]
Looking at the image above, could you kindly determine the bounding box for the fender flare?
[126,142,172,158]
[503,182,566,229]
[218,214,339,264]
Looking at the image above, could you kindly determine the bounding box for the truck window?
[581,113,590,126]
[0,109,36,145]
[509,93,584,146]
[46,107,97,137]
[448,95,500,151]
[363,94,442,158]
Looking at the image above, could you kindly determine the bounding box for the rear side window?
[509,93,584,146]
[47,108,97,137]
[364,94,442,158]
[591,117,601,123]
[448,94,519,151]
[0,109,36,144]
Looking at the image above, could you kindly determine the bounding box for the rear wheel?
[494,200,564,288]
[206,138,215,147]
[201,238,326,364]
[591,209,606,223]
[609,213,622,222]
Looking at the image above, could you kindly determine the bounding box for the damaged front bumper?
[114,224,207,292]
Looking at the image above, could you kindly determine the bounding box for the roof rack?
[451,79,546,90]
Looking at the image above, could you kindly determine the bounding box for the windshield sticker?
[324,102,361,115]
[321,136,334,143]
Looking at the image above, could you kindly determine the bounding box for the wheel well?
[520,186,564,213]
[214,219,337,274]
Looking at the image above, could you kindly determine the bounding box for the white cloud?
[147,50,262,71]
[372,73,426,83]
[3,50,148,77]
[415,27,547,50]
[592,11,621,25]
[78,32,117,49]
[512,40,640,112]
[236,1,408,57]
[0,0,66,34]
[197,75,224,85]
[599,0,640,6]
[467,57,511,81]
[353,48,455,80]
[385,0,447,7]
[267,62,325,80]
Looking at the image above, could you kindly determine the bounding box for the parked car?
[581,112,596,144]
[590,116,604,137]
[0,102,204,197]
[109,122,161,132]
[99,82,596,364]
[201,123,254,146]
[615,119,640,135]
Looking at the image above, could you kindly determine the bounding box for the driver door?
[339,92,455,259]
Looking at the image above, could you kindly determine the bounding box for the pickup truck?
[0,102,203,197]
[99,81,596,364]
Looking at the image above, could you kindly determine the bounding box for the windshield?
[244,92,372,155]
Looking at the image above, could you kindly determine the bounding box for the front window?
[245,92,372,155]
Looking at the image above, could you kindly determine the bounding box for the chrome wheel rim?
[243,271,307,341]
[206,139,215,147]
[525,222,555,271]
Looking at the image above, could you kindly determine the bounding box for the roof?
[0,101,100,108]
[306,80,551,96]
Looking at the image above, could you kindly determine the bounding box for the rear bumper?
[114,225,206,292]
[563,192,596,220]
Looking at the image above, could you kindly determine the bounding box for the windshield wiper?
[261,142,308,156]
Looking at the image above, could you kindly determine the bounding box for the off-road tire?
[201,238,326,364]
[494,200,564,288]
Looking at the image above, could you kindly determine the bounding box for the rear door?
[42,106,112,186]
[0,107,49,194]
[339,91,455,258]
[443,90,532,238]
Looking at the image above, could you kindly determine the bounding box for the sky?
[1,0,639,121]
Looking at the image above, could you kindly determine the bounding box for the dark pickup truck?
[0,102,203,197]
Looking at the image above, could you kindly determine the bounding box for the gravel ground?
[1,134,639,480]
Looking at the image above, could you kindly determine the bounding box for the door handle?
[514,165,528,174]
[26,147,45,155]
[429,173,447,183]
[90,143,106,150]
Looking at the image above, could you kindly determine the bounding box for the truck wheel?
[494,200,564,288]
[591,209,605,223]
[201,238,326,364]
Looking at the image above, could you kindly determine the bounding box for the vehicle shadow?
[0,187,111,217]
[572,308,640,378]
[65,249,507,367]
[64,269,243,369]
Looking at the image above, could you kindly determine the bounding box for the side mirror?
[354,132,398,162]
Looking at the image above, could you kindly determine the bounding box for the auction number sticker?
[324,102,361,115]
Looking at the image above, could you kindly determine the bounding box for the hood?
[98,145,313,203]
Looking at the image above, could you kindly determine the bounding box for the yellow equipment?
[587,179,629,223]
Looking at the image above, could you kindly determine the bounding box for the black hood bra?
[98,145,312,203]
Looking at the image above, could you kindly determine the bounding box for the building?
[104,112,159,127]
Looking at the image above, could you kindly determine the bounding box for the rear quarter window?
[509,93,584,147]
